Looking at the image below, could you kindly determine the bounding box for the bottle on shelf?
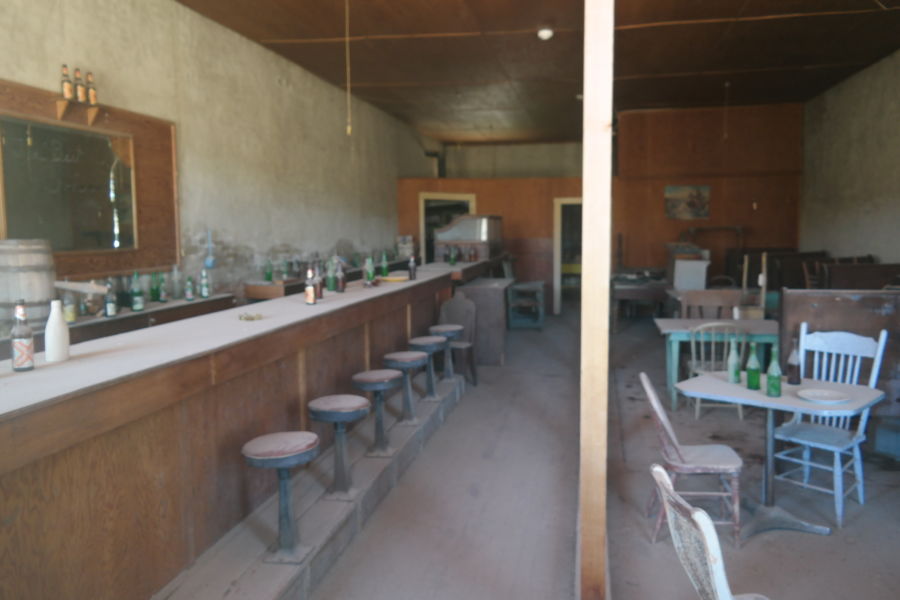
[726,337,741,384]
[745,342,761,391]
[314,262,324,299]
[786,338,802,385]
[86,72,98,106]
[117,275,131,308]
[305,268,317,305]
[130,271,145,311]
[364,256,375,285]
[44,299,70,363]
[62,287,77,323]
[104,278,118,317]
[335,260,346,293]
[325,258,337,292]
[449,246,458,266]
[171,265,182,299]
[264,260,273,282]
[381,251,389,277]
[184,276,195,301]
[61,64,74,101]
[199,269,211,298]
[158,274,168,303]
[10,300,35,372]
[408,255,417,280]
[150,272,161,302]
[766,347,782,397]
[74,68,87,103]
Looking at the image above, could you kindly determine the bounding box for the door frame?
[553,197,583,314]
[417,192,477,264]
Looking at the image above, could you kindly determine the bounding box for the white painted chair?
[774,323,888,527]
[640,373,743,545]
[689,322,748,420]
[651,464,771,600]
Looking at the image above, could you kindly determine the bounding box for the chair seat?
[674,444,743,472]
[409,336,447,352]
[450,340,472,350]
[352,369,403,384]
[242,431,319,461]
[734,594,771,600]
[309,394,370,414]
[775,422,861,451]
[384,350,428,364]
[429,324,463,335]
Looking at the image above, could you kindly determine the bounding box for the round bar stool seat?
[352,369,403,455]
[308,395,370,497]
[429,324,464,381]
[241,431,320,553]
[409,335,448,400]
[384,351,428,424]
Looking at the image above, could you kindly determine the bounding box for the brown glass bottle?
[61,64,74,100]
[74,68,87,103]
[11,300,35,372]
[786,338,802,385]
[86,72,98,106]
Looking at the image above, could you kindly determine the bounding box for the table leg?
[667,336,679,411]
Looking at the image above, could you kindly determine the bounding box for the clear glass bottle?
[726,338,740,384]
[10,300,35,372]
[104,278,118,317]
[61,64,74,100]
[62,288,77,323]
[408,255,417,280]
[786,338,801,385]
[766,347,782,397]
[305,268,317,305]
[745,342,761,391]
[199,269,211,298]
[130,271,145,311]
[74,68,87,103]
[158,275,168,303]
[364,256,375,285]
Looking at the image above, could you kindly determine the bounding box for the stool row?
[240,323,467,554]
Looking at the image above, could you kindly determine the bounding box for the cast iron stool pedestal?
[383,351,429,424]
[241,431,319,556]
[429,324,464,380]
[352,369,403,456]
[308,394,370,499]
[408,335,448,401]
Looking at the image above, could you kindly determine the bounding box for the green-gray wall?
[0,0,436,289]
[802,49,900,262]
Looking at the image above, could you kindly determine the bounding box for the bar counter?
[0,269,454,600]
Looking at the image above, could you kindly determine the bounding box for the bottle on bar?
[745,342,761,390]
[408,255,417,280]
[381,251,389,277]
[364,256,375,286]
[74,68,87,103]
[62,288,77,323]
[199,269,211,298]
[264,260,273,282]
[150,273,161,302]
[325,258,337,291]
[305,268,317,305]
[130,271,145,311]
[44,299,70,363]
[449,246,457,266]
[10,300,35,372]
[184,276,195,301]
[335,260,346,292]
[86,72,98,106]
[61,64,74,100]
[766,347,782,397]
[104,278,118,317]
[158,274,168,303]
[314,262,324,299]
[726,337,740,384]
[786,338,802,385]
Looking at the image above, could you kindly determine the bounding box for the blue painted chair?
[384,351,428,423]
[352,369,403,456]
[308,394,370,496]
[774,323,888,526]
[429,323,464,380]
[241,431,320,553]
[408,335,448,399]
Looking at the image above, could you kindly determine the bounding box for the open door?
[553,197,583,314]
[418,192,476,263]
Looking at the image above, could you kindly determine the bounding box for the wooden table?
[459,277,513,365]
[677,372,884,539]
[655,318,779,410]
[612,279,668,332]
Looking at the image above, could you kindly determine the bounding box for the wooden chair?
[438,291,478,385]
[774,322,888,526]
[650,465,771,600]
[679,289,747,319]
[640,373,743,546]
[689,322,747,420]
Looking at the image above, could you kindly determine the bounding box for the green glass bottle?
[745,342,761,390]
[381,251,389,277]
[766,348,782,397]
[130,271,145,312]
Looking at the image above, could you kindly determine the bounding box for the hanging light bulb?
[537,27,554,41]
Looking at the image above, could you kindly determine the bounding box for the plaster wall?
[445,142,582,178]
[0,0,435,290]
[802,49,900,262]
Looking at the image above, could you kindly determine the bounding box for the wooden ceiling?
[177,0,900,143]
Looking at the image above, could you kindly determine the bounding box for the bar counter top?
[0,270,448,419]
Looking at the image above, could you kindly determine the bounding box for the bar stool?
[241,431,319,553]
[308,394,370,497]
[408,335,447,400]
[352,369,403,456]
[383,351,428,424]
[429,323,464,380]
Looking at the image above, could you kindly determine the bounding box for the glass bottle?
[766,347,782,397]
[199,269,211,298]
[44,299,70,363]
[264,260,273,282]
[104,278,118,317]
[408,255,417,280]
[130,271,145,311]
[449,246,458,266]
[364,256,375,285]
[74,68,87,103]
[726,338,740,384]
[61,64,74,100]
[10,300,35,372]
[336,261,346,292]
[381,251,389,277]
[86,72,98,106]
[314,262,324,299]
[325,258,337,291]
[62,288,77,323]
[745,342,761,391]
[305,268,317,305]
[158,275,168,303]
[786,338,802,385]
[150,272,161,302]
[184,276,195,301]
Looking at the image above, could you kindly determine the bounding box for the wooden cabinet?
[460,277,513,365]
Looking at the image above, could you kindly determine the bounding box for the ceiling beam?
[262,28,582,45]
[615,62,867,81]
[616,7,897,31]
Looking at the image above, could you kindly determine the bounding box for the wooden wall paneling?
[410,291,437,337]
[367,307,408,370]
[0,401,187,600]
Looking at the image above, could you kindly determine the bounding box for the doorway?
[418,192,476,263]
[553,197,583,314]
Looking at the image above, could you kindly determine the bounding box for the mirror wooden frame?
[0,78,178,278]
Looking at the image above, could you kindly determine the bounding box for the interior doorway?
[553,197,583,314]
[418,192,476,263]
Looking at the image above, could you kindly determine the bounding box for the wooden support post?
[580,1,614,599]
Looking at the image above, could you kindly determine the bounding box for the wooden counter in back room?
[0,270,453,600]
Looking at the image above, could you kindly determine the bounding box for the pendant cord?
[345,0,352,136]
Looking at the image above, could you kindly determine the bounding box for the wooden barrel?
[0,239,56,338]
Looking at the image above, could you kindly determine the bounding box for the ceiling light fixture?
[537,27,554,41]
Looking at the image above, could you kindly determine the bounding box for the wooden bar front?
[0,273,452,600]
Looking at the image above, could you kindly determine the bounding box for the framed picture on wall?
[665,185,710,220]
